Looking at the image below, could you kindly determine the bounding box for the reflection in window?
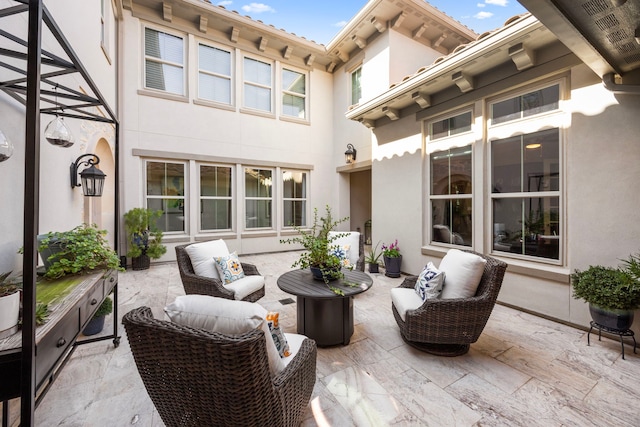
[282,69,306,119]
[491,128,560,260]
[200,165,232,231]
[146,161,185,232]
[198,44,231,104]
[243,57,272,112]
[351,67,362,105]
[283,171,307,227]
[144,28,184,95]
[491,84,559,124]
[245,168,272,228]
[431,111,472,140]
[430,146,472,246]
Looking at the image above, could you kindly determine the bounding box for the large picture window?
[245,168,273,228]
[144,28,184,95]
[282,69,306,119]
[430,146,473,246]
[200,165,232,231]
[491,128,560,260]
[282,170,307,227]
[198,44,232,104]
[243,57,272,112]
[146,161,185,233]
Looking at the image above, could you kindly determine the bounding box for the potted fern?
[124,208,167,270]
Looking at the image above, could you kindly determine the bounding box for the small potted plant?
[82,296,113,336]
[381,239,402,278]
[280,205,349,288]
[365,241,383,273]
[124,208,167,270]
[0,271,21,338]
[571,261,640,331]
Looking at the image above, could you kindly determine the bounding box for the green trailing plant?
[571,265,640,311]
[124,208,167,259]
[38,224,123,280]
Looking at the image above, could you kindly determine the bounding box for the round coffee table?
[277,269,373,346]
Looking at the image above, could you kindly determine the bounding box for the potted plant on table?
[280,205,349,293]
[365,241,383,274]
[382,239,402,278]
[571,257,640,331]
[124,208,167,270]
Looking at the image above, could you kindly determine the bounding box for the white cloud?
[474,11,494,19]
[477,3,485,7]
[241,3,275,13]
[333,20,347,28]
[217,1,232,6]
[485,0,509,6]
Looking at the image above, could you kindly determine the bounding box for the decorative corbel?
[411,91,431,108]
[258,37,268,52]
[306,54,315,67]
[382,106,399,121]
[391,12,406,29]
[162,2,172,22]
[508,43,535,70]
[352,35,367,49]
[230,27,239,42]
[199,16,208,33]
[370,16,387,32]
[452,71,474,93]
[413,24,427,40]
[283,46,293,60]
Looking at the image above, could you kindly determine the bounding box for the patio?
[34,251,639,426]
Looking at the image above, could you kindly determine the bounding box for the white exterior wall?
[388,29,442,84]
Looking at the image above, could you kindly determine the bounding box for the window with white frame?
[146,161,186,233]
[281,68,306,119]
[200,165,233,231]
[282,170,307,227]
[430,111,472,140]
[198,43,232,104]
[244,168,273,228]
[351,66,362,105]
[489,83,562,261]
[243,57,272,112]
[144,28,184,95]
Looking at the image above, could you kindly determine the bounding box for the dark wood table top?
[277,269,373,299]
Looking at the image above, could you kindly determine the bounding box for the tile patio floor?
[32,251,640,426]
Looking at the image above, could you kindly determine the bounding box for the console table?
[0,270,119,424]
[277,269,372,346]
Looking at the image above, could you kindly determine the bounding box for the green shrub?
[571,265,640,310]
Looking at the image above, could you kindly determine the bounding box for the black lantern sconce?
[70,154,106,197]
[345,143,357,164]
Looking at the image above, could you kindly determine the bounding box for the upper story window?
[198,44,232,105]
[200,165,233,231]
[282,170,307,228]
[146,161,186,233]
[430,111,472,140]
[281,68,306,119]
[491,84,559,125]
[244,168,273,229]
[351,66,362,105]
[144,27,184,95]
[243,57,272,112]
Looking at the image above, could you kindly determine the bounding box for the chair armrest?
[272,338,317,420]
[179,269,234,299]
[398,275,419,289]
[241,263,261,276]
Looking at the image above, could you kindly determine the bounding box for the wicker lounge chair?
[175,243,265,302]
[392,251,507,356]
[123,306,317,427]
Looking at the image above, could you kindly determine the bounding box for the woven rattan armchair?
[392,251,507,356]
[175,243,265,302]
[123,306,317,427]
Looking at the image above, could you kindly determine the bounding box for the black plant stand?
[588,321,637,360]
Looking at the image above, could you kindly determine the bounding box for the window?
[282,170,307,227]
[351,66,362,105]
[245,168,273,228]
[144,28,184,95]
[243,57,272,112]
[200,165,233,231]
[430,111,472,140]
[198,44,232,104]
[282,69,306,119]
[146,161,186,233]
[491,128,560,260]
[430,146,473,246]
[491,85,559,125]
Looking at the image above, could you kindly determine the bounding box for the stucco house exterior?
[1,0,639,345]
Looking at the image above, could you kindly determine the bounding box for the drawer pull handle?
[56,338,66,348]
[90,298,98,305]
[109,276,115,282]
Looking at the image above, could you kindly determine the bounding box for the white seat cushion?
[225,274,265,300]
[439,249,487,299]
[390,288,424,322]
[164,295,284,375]
[328,231,360,266]
[184,239,230,280]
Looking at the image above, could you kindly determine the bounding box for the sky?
[214,0,528,45]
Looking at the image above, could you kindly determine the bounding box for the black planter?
[589,303,635,331]
[384,255,402,278]
[82,315,106,336]
[132,254,150,270]
[310,266,340,281]
[368,263,379,273]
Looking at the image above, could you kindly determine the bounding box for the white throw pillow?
[328,231,360,266]
[439,249,486,299]
[184,239,230,280]
[164,295,285,375]
[414,262,445,301]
